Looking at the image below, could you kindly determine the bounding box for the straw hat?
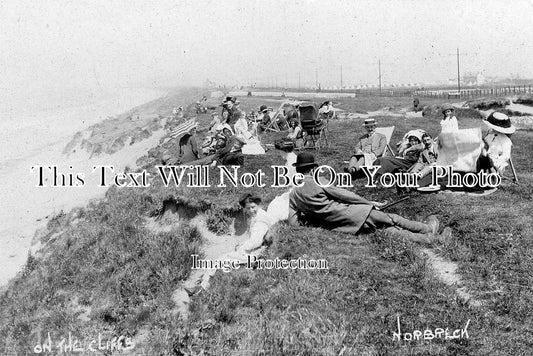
[441,104,455,114]
[221,123,233,131]
[363,118,377,127]
[483,112,516,134]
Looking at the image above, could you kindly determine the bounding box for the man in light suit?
[345,118,387,176]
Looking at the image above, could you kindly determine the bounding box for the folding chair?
[374,126,395,157]
[437,128,484,172]
[502,156,519,184]
[299,103,328,149]
[262,103,286,132]
[264,113,280,132]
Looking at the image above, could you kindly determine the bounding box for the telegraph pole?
[457,47,461,94]
[298,72,301,89]
[315,68,318,88]
[378,59,382,94]
[340,65,343,92]
[448,47,469,95]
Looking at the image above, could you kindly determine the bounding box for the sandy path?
[170,215,247,318]
[507,102,533,115]
[421,249,481,307]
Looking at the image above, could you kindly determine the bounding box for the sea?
[0,86,165,171]
[0,85,167,286]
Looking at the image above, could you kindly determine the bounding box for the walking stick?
[379,196,411,211]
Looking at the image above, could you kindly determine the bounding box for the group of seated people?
[180,100,519,294]
[177,97,330,165]
[167,96,273,167]
[344,104,515,188]
[168,97,514,189]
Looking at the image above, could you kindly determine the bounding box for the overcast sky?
[1,0,533,92]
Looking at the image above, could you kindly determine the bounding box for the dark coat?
[178,134,199,163]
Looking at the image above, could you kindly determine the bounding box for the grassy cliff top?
[1,93,532,355]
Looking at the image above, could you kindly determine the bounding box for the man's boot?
[388,214,438,234]
[383,227,435,244]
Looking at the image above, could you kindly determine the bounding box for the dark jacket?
[226,108,243,128]
[178,134,199,163]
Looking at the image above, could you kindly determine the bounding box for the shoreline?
[0,87,184,287]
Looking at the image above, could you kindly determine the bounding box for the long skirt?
[374,157,416,175]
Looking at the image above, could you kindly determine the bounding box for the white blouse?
[440,116,459,133]
[484,132,512,173]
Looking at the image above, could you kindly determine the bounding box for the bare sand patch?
[421,249,481,307]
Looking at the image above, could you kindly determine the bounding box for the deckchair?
[299,103,328,149]
[507,157,518,184]
[499,156,519,184]
[374,126,395,156]
[436,128,483,172]
[263,114,281,132]
[264,101,288,133]
[436,128,519,188]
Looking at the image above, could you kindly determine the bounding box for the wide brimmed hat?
[220,123,234,134]
[221,96,237,106]
[363,118,377,126]
[441,104,455,114]
[403,129,425,141]
[239,193,262,207]
[258,105,268,113]
[293,152,319,168]
[483,112,516,134]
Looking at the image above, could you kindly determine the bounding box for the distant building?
[448,72,486,86]
[461,72,485,86]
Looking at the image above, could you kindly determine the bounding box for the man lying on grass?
[288,152,452,244]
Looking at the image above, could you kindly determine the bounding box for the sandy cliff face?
[63,115,167,157]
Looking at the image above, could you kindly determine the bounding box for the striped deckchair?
[170,118,198,139]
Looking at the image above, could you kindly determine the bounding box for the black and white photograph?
[1,0,532,354]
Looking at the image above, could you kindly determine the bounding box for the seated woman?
[318,101,335,121]
[234,112,249,136]
[374,132,424,176]
[285,118,304,149]
[208,112,222,134]
[216,134,247,166]
[177,126,199,163]
[408,133,438,178]
[189,193,275,291]
[477,112,515,174]
[257,105,271,133]
[416,115,513,191]
[196,134,247,166]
